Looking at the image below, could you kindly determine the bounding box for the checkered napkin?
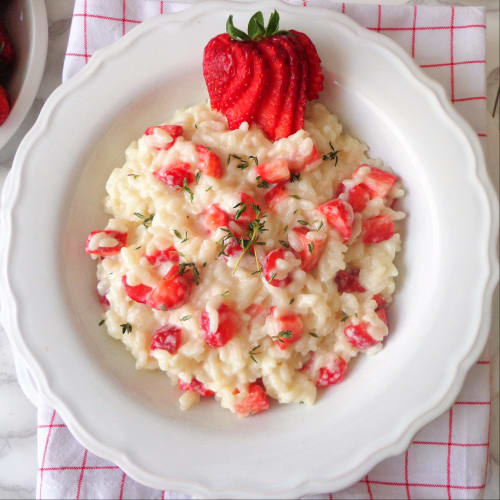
[33,1,493,498]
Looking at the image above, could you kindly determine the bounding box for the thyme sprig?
[178,177,194,202]
[120,322,132,334]
[272,330,292,343]
[134,212,154,228]
[249,345,261,363]
[227,153,258,170]
[179,262,200,285]
[232,214,269,274]
[322,142,339,166]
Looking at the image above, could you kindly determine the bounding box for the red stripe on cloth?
[40,466,119,471]
[39,410,56,499]
[367,24,485,32]
[37,423,66,429]
[450,6,455,103]
[405,449,411,499]
[161,490,165,500]
[446,408,453,500]
[421,59,486,68]
[365,475,374,500]
[160,1,164,15]
[75,449,88,500]
[65,52,90,58]
[83,0,88,63]
[122,0,127,36]
[413,440,489,447]
[73,14,141,24]
[478,133,488,137]
[119,473,127,500]
[455,400,491,405]
[328,493,333,500]
[411,5,417,58]
[342,3,345,14]
[377,5,381,32]
[477,360,490,364]
[362,479,486,490]
[452,96,487,103]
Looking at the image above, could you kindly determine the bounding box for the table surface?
[0,1,498,498]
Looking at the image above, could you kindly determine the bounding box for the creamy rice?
[88,102,405,416]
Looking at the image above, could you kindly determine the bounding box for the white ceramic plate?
[1,1,498,498]
[0,0,48,150]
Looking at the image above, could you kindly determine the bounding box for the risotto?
[85,102,405,417]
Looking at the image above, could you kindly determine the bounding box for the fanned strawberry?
[273,35,300,140]
[289,30,324,100]
[255,39,289,139]
[289,35,308,133]
[203,34,234,111]
[225,45,267,129]
[220,43,252,112]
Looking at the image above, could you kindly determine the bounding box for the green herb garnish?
[120,322,132,334]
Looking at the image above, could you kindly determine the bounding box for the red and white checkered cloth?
[35,1,492,498]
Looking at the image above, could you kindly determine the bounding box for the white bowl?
[0,0,47,150]
[1,1,498,498]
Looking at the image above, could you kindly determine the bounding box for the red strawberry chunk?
[273,35,300,140]
[97,290,110,307]
[122,275,152,304]
[373,294,386,307]
[255,158,290,184]
[291,226,327,272]
[146,265,193,311]
[0,86,9,126]
[203,204,230,232]
[201,304,239,348]
[355,165,397,198]
[348,183,372,212]
[145,125,183,150]
[255,39,289,140]
[272,311,303,350]
[376,307,389,326]
[234,383,270,417]
[202,33,235,111]
[362,215,395,244]
[300,145,322,172]
[154,162,194,188]
[235,193,260,224]
[225,46,267,130]
[335,182,346,198]
[335,268,366,293]
[150,325,182,354]
[85,230,127,257]
[245,303,265,318]
[318,199,354,242]
[221,237,243,259]
[195,145,223,178]
[289,30,324,100]
[263,248,294,287]
[316,357,347,387]
[145,247,179,265]
[289,34,308,133]
[344,322,378,350]
[178,377,214,397]
[265,184,288,211]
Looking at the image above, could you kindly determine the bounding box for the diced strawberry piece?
[302,145,322,172]
[154,162,194,188]
[178,377,214,397]
[221,237,243,259]
[291,226,327,272]
[335,182,346,197]
[318,199,354,242]
[376,308,389,326]
[219,42,252,111]
[255,39,289,140]
[272,311,303,350]
[355,165,397,198]
[344,322,378,350]
[316,357,347,387]
[235,193,260,224]
[146,265,192,311]
[195,145,223,178]
[245,303,265,317]
[362,215,395,244]
[289,30,324,100]
[202,33,235,111]
[150,325,182,354]
[145,247,179,265]
[273,35,300,139]
[263,248,293,287]
[122,275,152,304]
[348,183,372,212]
[265,184,288,211]
[234,383,270,417]
[144,125,183,150]
[201,304,239,348]
[255,158,290,184]
[373,294,386,307]
[202,204,230,232]
[335,268,366,293]
[97,290,110,307]
[289,34,308,133]
[85,230,127,256]
[225,46,267,130]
